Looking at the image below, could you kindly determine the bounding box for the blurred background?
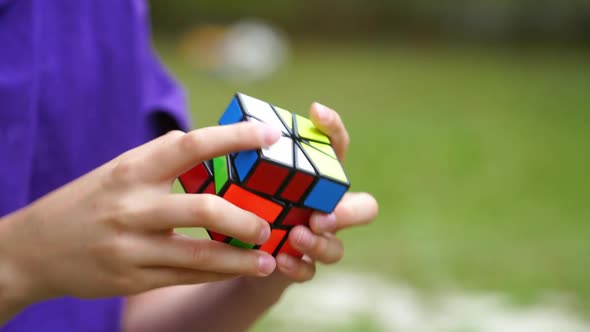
[153,1,590,331]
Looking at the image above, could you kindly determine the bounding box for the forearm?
[123,274,293,332]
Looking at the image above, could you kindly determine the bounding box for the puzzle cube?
[178,92,350,257]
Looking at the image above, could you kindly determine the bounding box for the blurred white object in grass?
[178,19,289,82]
[266,271,590,332]
[219,19,289,82]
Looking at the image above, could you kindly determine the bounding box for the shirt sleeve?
[0,0,15,8]
[142,46,192,139]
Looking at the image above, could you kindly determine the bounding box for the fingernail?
[314,102,332,123]
[279,254,297,272]
[258,254,276,276]
[314,213,337,233]
[258,224,270,244]
[297,228,315,249]
[261,125,281,146]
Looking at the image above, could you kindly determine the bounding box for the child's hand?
[0,122,282,308]
[275,103,378,282]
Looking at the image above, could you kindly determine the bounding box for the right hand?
[0,122,281,305]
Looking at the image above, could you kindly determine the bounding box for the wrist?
[0,210,45,319]
[238,272,294,306]
[0,268,30,322]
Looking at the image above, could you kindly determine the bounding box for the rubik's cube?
[178,93,350,257]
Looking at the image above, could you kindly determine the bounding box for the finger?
[309,102,350,161]
[122,129,185,161]
[309,192,378,234]
[276,254,316,283]
[138,235,276,277]
[106,130,186,184]
[134,122,282,182]
[134,194,270,245]
[288,226,344,264]
[141,267,237,290]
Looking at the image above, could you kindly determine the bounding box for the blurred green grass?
[157,41,590,312]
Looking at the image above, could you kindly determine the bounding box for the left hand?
[273,102,378,283]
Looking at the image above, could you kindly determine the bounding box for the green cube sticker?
[213,156,228,194]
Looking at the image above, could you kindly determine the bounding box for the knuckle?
[103,217,127,232]
[195,194,222,225]
[89,241,116,260]
[180,130,204,154]
[189,243,212,266]
[103,199,140,230]
[109,148,137,165]
[112,237,132,257]
[111,159,138,184]
[247,217,265,240]
[165,129,185,140]
[90,237,131,270]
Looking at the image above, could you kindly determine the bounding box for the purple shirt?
[0,0,190,330]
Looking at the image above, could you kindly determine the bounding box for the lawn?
[155,39,590,326]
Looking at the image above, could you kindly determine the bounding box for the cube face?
[223,93,349,213]
[178,93,350,257]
